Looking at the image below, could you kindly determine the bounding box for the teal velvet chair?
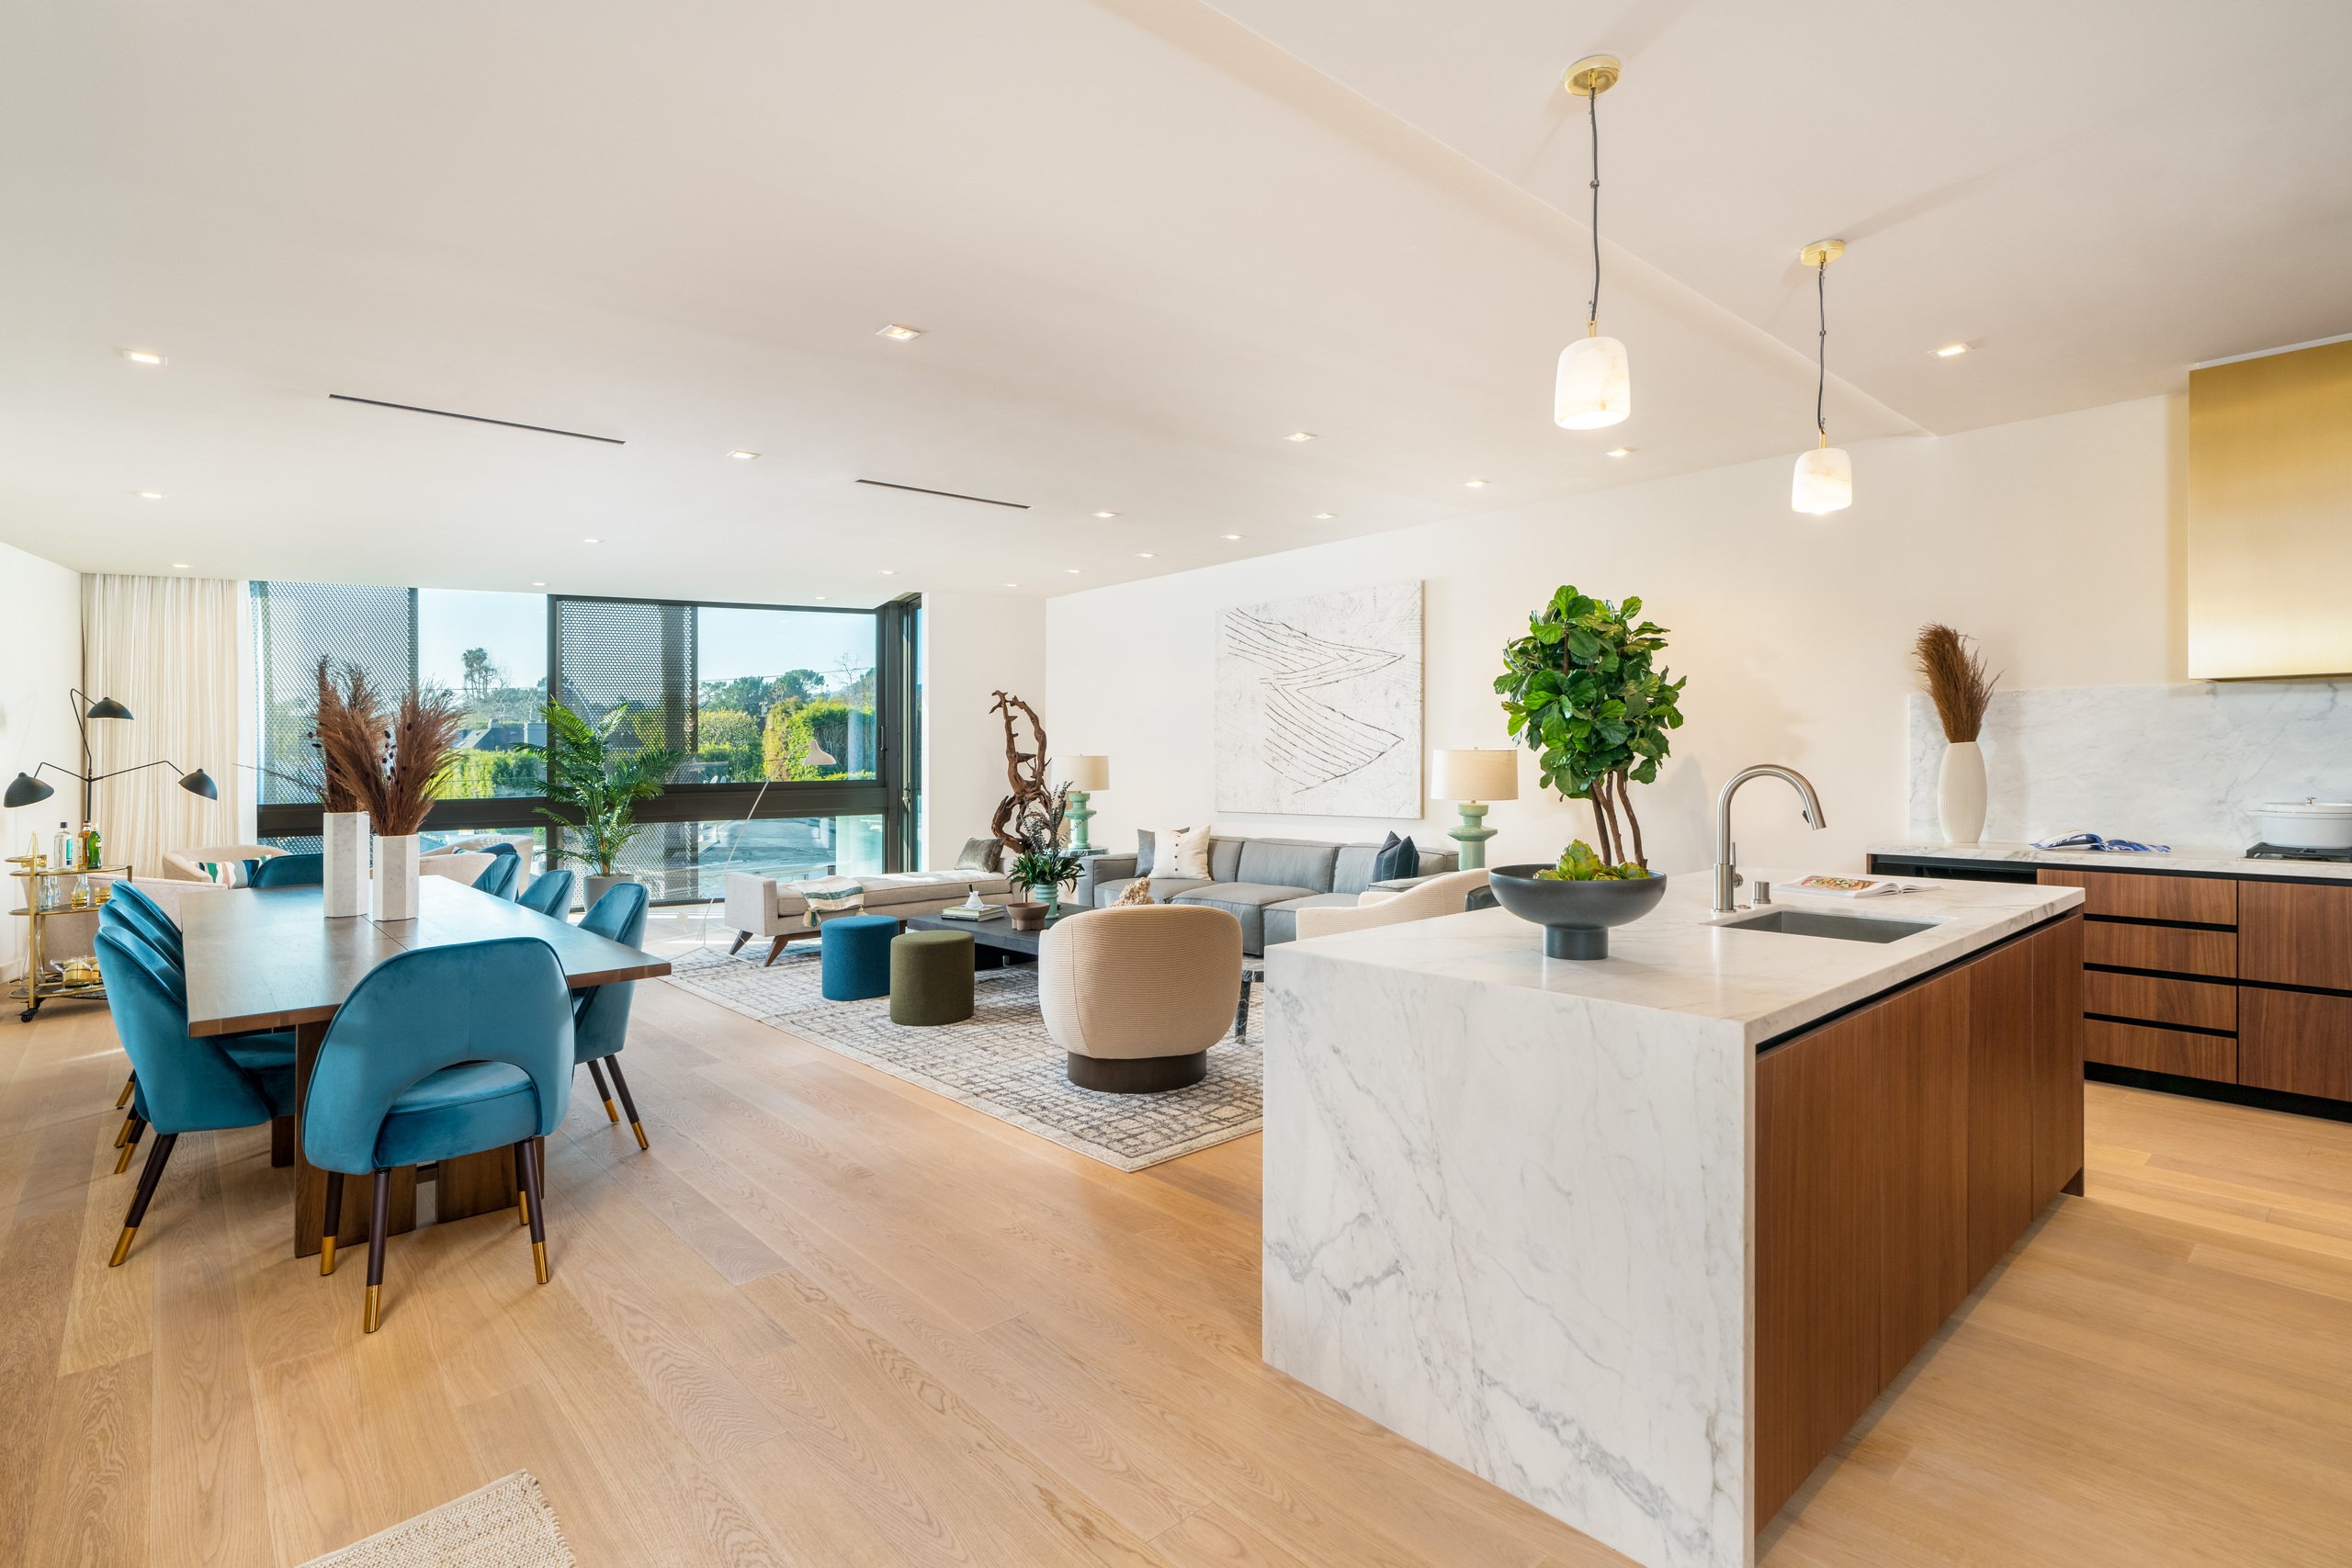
[99,889,182,1127]
[97,927,300,1265]
[574,882,650,1148]
[250,852,322,888]
[518,867,574,918]
[473,852,522,900]
[302,936,573,1331]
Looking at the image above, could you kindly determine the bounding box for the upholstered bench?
[889,930,975,1025]
[819,915,899,1001]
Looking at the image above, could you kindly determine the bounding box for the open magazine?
[1776,874,1930,898]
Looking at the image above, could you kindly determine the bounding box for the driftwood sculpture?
[989,690,1070,854]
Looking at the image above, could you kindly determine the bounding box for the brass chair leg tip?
[363,1285,381,1334]
[531,1240,549,1285]
[631,1122,650,1151]
[114,1144,135,1175]
[108,1227,135,1267]
[602,1098,619,1122]
[320,1237,337,1275]
[114,1119,132,1147]
[116,1083,134,1109]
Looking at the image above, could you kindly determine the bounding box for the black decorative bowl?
[1487,865,1668,960]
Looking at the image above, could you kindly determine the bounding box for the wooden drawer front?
[2085,969,2236,1032]
[2239,880,2352,992]
[2240,988,2352,1100]
[2039,868,2235,925]
[2083,919,2236,978]
[2085,1020,2238,1081]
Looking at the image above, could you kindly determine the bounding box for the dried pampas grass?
[1914,624,1997,743]
[310,659,465,834]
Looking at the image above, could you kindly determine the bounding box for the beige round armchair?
[1039,905,1242,1093]
[1291,867,1491,942]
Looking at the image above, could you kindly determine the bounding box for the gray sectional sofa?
[1071,831,1458,954]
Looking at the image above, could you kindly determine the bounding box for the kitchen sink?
[1718,908,1935,942]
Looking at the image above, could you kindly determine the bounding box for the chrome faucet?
[1713,765,1827,914]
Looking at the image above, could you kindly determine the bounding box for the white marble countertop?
[1269,867,2081,1049]
[1869,840,2352,884]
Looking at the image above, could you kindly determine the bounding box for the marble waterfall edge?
[1261,961,1748,1568]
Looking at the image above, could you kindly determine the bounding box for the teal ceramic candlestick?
[1447,801,1497,870]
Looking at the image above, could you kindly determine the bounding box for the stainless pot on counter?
[2253,798,2352,851]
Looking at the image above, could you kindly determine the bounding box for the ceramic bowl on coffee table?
[1486,864,1667,960]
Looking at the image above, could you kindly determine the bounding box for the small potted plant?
[1487,839,1665,960]
[1006,846,1084,925]
[529,701,682,908]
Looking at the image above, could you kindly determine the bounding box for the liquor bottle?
[54,822,74,871]
[82,823,100,869]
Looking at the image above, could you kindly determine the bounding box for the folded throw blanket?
[793,876,867,927]
[2034,831,2172,854]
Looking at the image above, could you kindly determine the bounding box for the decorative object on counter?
[1216,582,1423,818]
[988,690,1072,857]
[2250,798,2352,852]
[1791,239,1854,514]
[528,698,678,908]
[1008,846,1084,919]
[341,679,467,921]
[1430,748,1517,870]
[1487,840,1664,959]
[1915,622,1997,845]
[2032,830,2172,854]
[1555,54,1630,430]
[1498,585,1685,870]
[1059,754,1110,857]
[5,686,218,818]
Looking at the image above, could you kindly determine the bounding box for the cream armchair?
[161,844,287,883]
[1040,905,1242,1094]
[1291,867,1490,942]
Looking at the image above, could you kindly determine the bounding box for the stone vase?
[371,832,421,922]
[1937,740,1988,845]
[322,810,368,918]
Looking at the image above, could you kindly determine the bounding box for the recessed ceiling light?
[1464,478,1488,488]
[879,568,896,575]
[1092,511,1118,519]
[134,491,164,500]
[170,562,191,570]
[1934,343,1971,358]
[1066,568,1081,575]
[1606,447,1633,457]
[1003,581,1020,588]
[1285,431,1317,443]
[814,594,828,601]
[582,536,601,544]
[1136,552,1155,558]
[728,449,760,460]
[120,350,166,367]
[531,581,547,587]
[876,323,924,342]
[1314,512,1336,520]
[1222,534,1242,540]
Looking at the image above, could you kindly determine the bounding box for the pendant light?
[1791,238,1852,514]
[1555,55,1631,430]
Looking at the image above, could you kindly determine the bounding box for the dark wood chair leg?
[116,1073,136,1110]
[364,1169,390,1333]
[601,1055,649,1151]
[585,1057,618,1122]
[114,1116,146,1175]
[320,1171,345,1275]
[763,934,790,966]
[110,1132,179,1266]
[729,931,751,956]
[516,1139,549,1284]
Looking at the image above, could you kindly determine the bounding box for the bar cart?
[7,857,132,1021]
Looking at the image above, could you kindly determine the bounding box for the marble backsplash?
[1905,680,2352,849]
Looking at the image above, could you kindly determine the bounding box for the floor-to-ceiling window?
[252,584,920,904]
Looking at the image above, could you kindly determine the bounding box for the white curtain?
[81,574,246,878]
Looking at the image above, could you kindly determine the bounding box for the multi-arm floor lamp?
[3,689,217,818]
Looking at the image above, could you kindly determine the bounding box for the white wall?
[1047,395,2184,878]
[0,541,85,980]
[922,591,1047,863]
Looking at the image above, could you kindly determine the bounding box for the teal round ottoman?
[890,930,975,1025]
[820,915,899,1001]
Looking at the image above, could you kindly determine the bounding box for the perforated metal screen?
[249,581,415,806]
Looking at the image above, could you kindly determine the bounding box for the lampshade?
[84,695,133,721]
[178,768,219,800]
[801,737,836,768]
[1792,446,1854,515]
[1062,754,1111,793]
[5,772,53,809]
[1430,749,1519,803]
[1554,335,1632,430]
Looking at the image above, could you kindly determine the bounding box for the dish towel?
[2033,831,2172,854]
[793,875,867,927]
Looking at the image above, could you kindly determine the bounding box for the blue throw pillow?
[1371,832,1419,883]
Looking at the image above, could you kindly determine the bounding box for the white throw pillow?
[1160,825,1214,879]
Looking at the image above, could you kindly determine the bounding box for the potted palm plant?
[530,702,681,908]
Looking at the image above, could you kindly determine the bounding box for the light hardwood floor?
[6,927,2352,1566]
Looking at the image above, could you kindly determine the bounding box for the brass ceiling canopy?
[1564,54,1622,97]
[1799,239,1847,268]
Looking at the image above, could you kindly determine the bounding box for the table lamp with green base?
[1431,749,1518,872]
[1061,754,1110,858]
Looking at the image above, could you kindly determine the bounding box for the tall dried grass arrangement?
[1914,623,1997,743]
[309,660,464,835]
[310,658,379,815]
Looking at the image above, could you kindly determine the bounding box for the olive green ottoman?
[889,929,975,1025]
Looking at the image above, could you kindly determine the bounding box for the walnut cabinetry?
[1755,914,2080,1529]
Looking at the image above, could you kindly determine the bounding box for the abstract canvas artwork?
[1216,581,1423,817]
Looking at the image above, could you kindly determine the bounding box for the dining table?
[179,876,672,1258]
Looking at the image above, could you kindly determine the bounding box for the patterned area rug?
[300,1472,573,1567]
[663,944,1262,1171]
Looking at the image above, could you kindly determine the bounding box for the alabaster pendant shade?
[1791,446,1853,514]
[1430,749,1519,802]
[1554,334,1632,429]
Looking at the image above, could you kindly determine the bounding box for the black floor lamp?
[4,689,217,819]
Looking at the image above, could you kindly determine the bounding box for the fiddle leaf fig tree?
[1495,586,1686,870]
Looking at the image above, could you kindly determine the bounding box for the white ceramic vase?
[372,832,421,921]
[1937,740,1988,845]
[322,810,368,919]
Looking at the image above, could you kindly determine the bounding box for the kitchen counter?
[1260,870,2083,1568]
[1870,839,2352,883]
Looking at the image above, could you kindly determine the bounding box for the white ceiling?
[3,1,2347,604]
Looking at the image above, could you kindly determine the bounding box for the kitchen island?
[1260,872,2084,1568]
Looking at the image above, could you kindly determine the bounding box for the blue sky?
[414,592,876,694]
